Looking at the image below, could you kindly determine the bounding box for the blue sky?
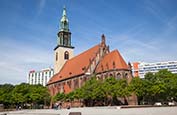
[0,0,177,84]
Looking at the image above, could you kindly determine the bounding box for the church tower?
[54,7,74,74]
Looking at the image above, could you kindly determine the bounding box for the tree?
[28,84,50,107]
[73,88,83,100]
[114,79,131,105]
[0,83,50,109]
[11,83,30,106]
[80,76,100,106]
[53,93,65,102]
[65,92,74,102]
[162,71,177,101]
[52,70,177,106]
[129,77,145,97]
[141,70,174,104]
[0,84,14,108]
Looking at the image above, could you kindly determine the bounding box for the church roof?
[95,50,129,73]
[48,43,129,85]
[48,44,100,85]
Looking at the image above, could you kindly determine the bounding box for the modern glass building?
[132,61,177,78]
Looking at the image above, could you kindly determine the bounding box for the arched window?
[109,74,113,77]
[56,52,58,61]
[123,73,128,79]
[64,51,69,60]
[116,73,121,80]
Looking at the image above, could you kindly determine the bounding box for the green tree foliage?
[0,83,50,109]
[0,84,14,108]
[53,93,65,102]
[77,77,104,106]
[54,76,131,106]
[53,70,177,106]
[28,85,50,105]
[73,88,84,100]
[102,77,117,99]
[12,83,30,104]
[81,77,104,101]
[115,79,130,98]
[129,77,145,97]
[130,69,177,105]
[101,77,130,105]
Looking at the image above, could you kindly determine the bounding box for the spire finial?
[60,6,69,31]
[62,6,67,17]
[101,34,105,43]
[101,34,106,47]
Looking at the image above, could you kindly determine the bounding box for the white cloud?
[106,21,177,63]
[0,37,53,84]
[166,14,177,34]
[143,0,168,23]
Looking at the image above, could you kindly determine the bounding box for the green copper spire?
[56,6,73,48]
[60,6,69,32]
[62,6,67,17]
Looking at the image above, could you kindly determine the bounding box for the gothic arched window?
[64,51,69,60]
[116,73,121,80]
[56,52,58,61]
[124,73,128,79]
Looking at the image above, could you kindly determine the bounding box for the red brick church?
[47,7,137,105]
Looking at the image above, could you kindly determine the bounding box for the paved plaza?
[0,107,177,115]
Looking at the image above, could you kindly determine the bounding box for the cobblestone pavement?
[0,106,177,115]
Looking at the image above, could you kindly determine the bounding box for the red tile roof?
[48,44,100,85]
[95,50,129,73]
[48,45,129,85]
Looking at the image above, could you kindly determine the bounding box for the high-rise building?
[132,61,177,78]
[27,68,54,86]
